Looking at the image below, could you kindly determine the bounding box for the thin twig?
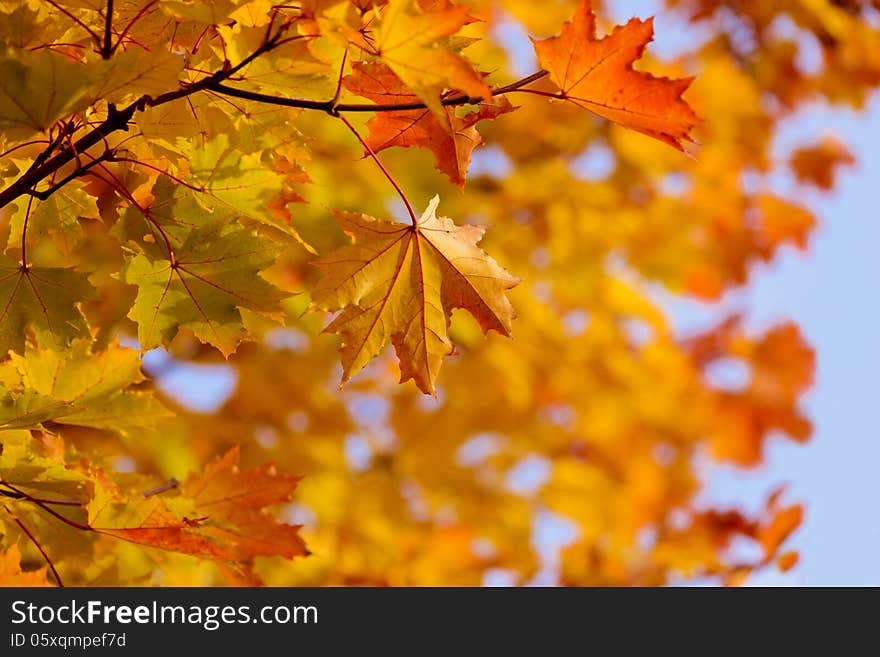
[142,479,180,498]
[330,49,349,113]
[20,192,35,267]
[0,31,313,210]
[27,150,116,201]
[208,70,549,113]
[0,481,93,532]
[0,29,547,212]
[3,506,64,587]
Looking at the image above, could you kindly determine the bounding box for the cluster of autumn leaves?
[0,0,874,585]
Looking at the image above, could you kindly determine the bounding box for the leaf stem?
[27,149,115,201]
[112,0,158,54]
[508,88,565,100]
[0,487,83,506]
[43,0,101,49]
[330,49,349,113]
[89,161,177,263]
[0,139,51,160]
[338,114,418,226]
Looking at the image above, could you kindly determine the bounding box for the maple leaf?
[7,183,100,256]
[532,0,698,150]
[91,49,185,105]
[790,138,856,191]
[0,340,170,435]
[312,196,519,395]
[0,256,95,355]
[343,61,515,187]
[0,50,94,139]
[0,543,52,586]
[90,448,307,562]
[182,134,309,245]
[0,5,44,50]
[0,0,845,588]
[755,194,816,251]
[122,220,288,357]
[0,429,90,502]
[350,0,490,117]
[177,446,307,560]
[688,320,815,465]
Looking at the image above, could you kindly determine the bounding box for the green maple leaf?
[0,50,94,139]
[7,182,100,257]
[181,133,310,246]
[0,255,95,355]
[122,220,288,357]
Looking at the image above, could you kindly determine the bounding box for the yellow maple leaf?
[352,0,490,117]
[0,543,52,586]
[312,195,519,395]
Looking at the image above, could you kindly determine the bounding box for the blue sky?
[605,0,880,586]
[700,98,880,586]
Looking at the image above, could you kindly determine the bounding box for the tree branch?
[27,149,116,201]
[0,34,546,212]
[207,70,549,113]
[0,27,302,210]
[102,0,114,58]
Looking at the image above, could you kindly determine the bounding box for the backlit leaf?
[0,256,95,356]
[343,61,515,187]
[123,221,288,357]
[312,195,518,394]
[532,0,698,150]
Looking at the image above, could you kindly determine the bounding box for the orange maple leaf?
[343,61,515,187]
[758,505,803,559]
[790,137,856,191]
[531,0,698,150]
[91,448,307,562]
